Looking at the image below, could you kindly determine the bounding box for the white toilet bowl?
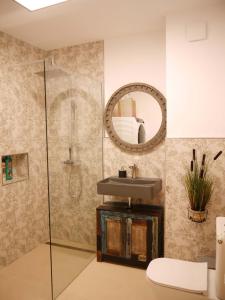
[147,258,208,294]
[146,258,218,300]
[146,270,219,300]
[145,217,225,300]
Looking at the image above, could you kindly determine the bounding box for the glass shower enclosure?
[45,57,103,298]
[0,57,103,300]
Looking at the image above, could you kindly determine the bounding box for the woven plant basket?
[188,208,208,223]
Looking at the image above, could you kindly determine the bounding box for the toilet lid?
[146,258,208,294]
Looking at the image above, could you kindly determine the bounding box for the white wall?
[166,3,225,138]
[104,31,166,103]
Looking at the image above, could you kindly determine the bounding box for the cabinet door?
[130,218,150,262]
[97,208,158,268]
[102,216,125,257]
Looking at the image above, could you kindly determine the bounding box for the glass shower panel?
[45,58,103,298]
[0,61,52,300]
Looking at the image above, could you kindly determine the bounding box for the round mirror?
[104,83,166,153]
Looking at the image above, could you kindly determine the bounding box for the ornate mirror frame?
[104,83,166,153]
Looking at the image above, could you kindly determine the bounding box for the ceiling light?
[14,0,68,11]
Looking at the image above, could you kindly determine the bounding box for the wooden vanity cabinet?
[96,204,163,269]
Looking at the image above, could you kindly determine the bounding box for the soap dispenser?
[118,166,127,178]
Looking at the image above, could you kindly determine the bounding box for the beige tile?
[165,138,225,261]
[58,260,207,300]
[0,244,95,300]
[52,246,95,298]
[46,41,104,248]
[0,244,52,300]
[0,31,48,267]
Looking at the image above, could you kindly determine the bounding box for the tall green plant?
[184,149,222,211]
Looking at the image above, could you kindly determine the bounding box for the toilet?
[147,258,208,294]
[146,217,225,300]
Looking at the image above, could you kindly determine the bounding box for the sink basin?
[97,176,162,200]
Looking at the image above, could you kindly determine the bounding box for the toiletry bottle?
[119,166,127,178]
[5,156,13,181]
[2,157,6,181]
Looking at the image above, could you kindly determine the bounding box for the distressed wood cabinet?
[96,204,163,269]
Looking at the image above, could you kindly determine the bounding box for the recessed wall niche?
[1,153,29,185]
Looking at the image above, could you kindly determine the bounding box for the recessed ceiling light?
[14,0,68,11]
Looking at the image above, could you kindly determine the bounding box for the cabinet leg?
[97,251,102,262]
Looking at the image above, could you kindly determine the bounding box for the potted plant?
[184,149,222,223]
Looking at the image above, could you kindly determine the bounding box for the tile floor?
[0,244,52,300]
[0,245,215,300]
[0,244,95,300]
[58,260,212,300]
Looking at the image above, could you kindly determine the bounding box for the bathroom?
[0,0,225,299]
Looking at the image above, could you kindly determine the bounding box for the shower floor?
[0,244,95,300]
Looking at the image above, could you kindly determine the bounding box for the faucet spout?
[129,164,138,179]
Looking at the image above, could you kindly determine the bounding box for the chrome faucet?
[129,164,138,179]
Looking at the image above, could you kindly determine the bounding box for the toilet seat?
[146,258,208,294]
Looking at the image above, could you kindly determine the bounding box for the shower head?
[35,56,71,79]
[35,68,69,79]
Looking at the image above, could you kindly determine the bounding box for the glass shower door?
[44,58,103,298]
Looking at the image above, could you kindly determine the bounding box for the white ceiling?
[0,0,223,50]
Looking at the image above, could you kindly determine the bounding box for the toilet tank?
[216,217,225,300]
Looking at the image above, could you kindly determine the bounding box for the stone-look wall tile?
[103,138,166,205]
[0,31,46,66]
[2,29,223,267]
[47,41,104,247]
[50,41,103,82]
[165,138,225,261]
[0,32,49,268]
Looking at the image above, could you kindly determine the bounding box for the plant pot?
[188,208,208,223]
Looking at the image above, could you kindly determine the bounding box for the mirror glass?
[112,91,162,144]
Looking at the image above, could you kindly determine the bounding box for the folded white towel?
[112,117,139,144]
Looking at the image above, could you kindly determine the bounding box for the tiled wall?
[103,138,166,205]
[0,32,49,267]
[0,33,104,261]
[47,42,104,247]
[165,138,225,261]
[35,40,166,251]
[1,30,224,265]
[103,137,225,261]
